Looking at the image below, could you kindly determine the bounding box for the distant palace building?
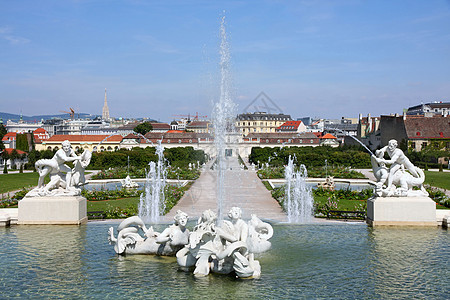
[236,112,292,136]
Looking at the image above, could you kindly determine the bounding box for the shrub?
[427,187,450,208]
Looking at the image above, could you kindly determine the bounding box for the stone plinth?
[18,196,87,225]
[367,196,437,226]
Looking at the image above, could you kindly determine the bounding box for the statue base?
[367,196,437,226]
[18,196,87,225]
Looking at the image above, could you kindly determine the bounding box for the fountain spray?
[212,14,237,220]
[138,140,167,223]
[284,155,314,223]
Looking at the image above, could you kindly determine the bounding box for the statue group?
[371,139,428,197]
[27,140,92,197]
[108,207,273,279]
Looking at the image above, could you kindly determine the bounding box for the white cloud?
[0,26,30,45]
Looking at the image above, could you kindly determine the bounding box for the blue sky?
[1,0,449,122]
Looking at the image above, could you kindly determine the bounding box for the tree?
[1,150,9,174]
[0,124,6,139]
[16,133,29,152]
[133,122,153,136]
[0,124,6,151]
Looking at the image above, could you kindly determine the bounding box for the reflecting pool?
[1,223,448,299]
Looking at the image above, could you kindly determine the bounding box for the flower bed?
[257,166,366,179]
[91,166,200,180]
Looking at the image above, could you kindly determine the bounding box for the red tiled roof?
[186,121,209,128]
[33,128,47,133]
[3,148,27,155]
[45,135,123,143]
[150,122,170,129]
[166,130,184,133]
[321,133,337,139]
[405,115,450,139]
[246,132,318,139]
[277,120,303,130]
[123,133,140,139]
[2,132,17,141]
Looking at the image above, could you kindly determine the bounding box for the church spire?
[102,88,110,121]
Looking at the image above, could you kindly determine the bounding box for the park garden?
[1,145,449,218]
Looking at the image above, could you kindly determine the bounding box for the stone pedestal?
[367,196,437,226]
[18,196,87,225]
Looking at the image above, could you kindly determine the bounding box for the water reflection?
[369,227,449,299]
[0,223,448,299]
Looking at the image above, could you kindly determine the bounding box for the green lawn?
[314,195,366,211]
[0,172,47,193]
[0,171,95,194]
[87,197,140,211]
[424,171,450,190]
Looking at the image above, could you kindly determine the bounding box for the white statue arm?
[57,150,81,163]
[155,227,172,244]
[381,150,401,165]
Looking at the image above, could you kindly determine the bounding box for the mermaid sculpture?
[176,207,273,278]
[108,210,189,256]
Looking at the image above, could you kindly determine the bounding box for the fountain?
[138,141,167,223]
[284,155,314,223]
[212,15,237,221]
[1,12,448,299]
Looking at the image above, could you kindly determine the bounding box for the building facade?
[36,134,123,152]
[236,112,292,136]
[379,114,450,151]
[406,102,450,116]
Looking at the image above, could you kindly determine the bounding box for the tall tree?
[16,134,29,152]
[133,122,153,136]
[0,124,6,150]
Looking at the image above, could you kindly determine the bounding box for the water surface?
[1,223,448,299]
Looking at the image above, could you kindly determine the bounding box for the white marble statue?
[372,139,428,197]
[27,140,92,197]
[121,175,139,188]
[317,176,335,190]
[108,210,190,256]
[176,207,273,278]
